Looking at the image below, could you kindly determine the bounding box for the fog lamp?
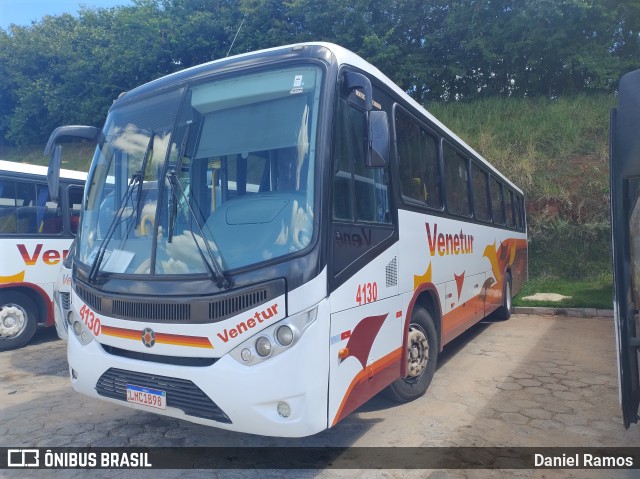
[73,321,82,336]
[67,310,75,326]
[255,336,272,357]
[277,401,291,418]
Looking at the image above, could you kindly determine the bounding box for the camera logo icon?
[7,449,39,467]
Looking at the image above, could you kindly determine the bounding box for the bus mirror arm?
[47,145,62,203]
[342,71,373,111]
[44,125,99,156]
[45,125,99,203]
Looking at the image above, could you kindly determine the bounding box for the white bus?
[0,159,86,350]
[47,43,527,437]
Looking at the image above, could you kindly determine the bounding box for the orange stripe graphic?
[0,270,26,283]
[332,347,402,427]
[101,325,213,349]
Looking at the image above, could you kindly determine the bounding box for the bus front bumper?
[66,303,330,438]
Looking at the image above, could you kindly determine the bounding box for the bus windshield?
[78,65,322,277]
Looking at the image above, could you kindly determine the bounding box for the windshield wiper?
[167,123,190,243]
[166,168,233,290]
[87,173,139,283]
[88,133,155,283]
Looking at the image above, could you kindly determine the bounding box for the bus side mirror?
[366,110,390,168]
[48,145,62,202]
[341,71,390,168]
[44,125,99,203]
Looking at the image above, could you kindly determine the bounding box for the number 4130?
[356,282,378,305]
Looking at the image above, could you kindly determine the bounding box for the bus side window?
[0,179,17,233]
[332,98,355,221]
[490,177,506,225]
[396,111,423,201]
[505,189,515,228]
[395,108,441,210]
[515,195,524,230]
[472,164,491,222]
[421,129,441,209]
[16,181,36,233]
[443,143,471,216]
[350,106,390,224]
[68,186,84,234]
[37,183,62,234]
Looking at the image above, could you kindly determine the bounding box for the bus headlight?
[230,305,318,366]
[255,337,272,357]
[276,325,294,346]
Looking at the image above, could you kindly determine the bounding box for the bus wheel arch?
[413,290,442,352]
[384,290,440,403]
[496,270,513,320]
[0,289,39,351]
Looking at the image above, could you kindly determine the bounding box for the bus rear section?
[0,160,85,350]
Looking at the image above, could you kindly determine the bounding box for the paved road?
[1,314,639,478]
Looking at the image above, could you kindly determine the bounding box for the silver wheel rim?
[406,324,429,379]
[506,280,512,312]
[0,303,28,338]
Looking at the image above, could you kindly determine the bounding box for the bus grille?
[60,292,71,311]
[74,279,285,324]
[75,285,101,311]
[385,257,398,287]
[209,289,268,320]
[113,301,191,321]
[95,368,231,423]
[102,344,218,367]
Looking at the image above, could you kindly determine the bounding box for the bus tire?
[0,291,38,351]
[495,272,513,320]
[384,305,438,403]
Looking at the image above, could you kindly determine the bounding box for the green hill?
[428,94,612,281]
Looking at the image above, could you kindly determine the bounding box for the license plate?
[126,384,166,410]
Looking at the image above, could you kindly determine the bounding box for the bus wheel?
[384,305,438,403]
[0,292,38,351]
[495,272,513,320]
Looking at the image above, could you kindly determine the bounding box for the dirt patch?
[521,293,572,302]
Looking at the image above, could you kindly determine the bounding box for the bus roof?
[115,42,523,195]
[0,159,87,181]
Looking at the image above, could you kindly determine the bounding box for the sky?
[0,0,133,30]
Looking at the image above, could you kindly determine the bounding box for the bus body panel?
[0,230,75,328]
[53,254,73,340]
[328,244,402,426]
[397,210,527,347]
